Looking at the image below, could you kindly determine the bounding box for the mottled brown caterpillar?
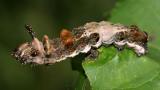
[11,21,148,65]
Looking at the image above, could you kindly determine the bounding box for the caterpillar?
[11,21,148,65]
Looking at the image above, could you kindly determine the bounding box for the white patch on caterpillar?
[80,45,92,53]
[126,42,146,56]
[83,21,128,46]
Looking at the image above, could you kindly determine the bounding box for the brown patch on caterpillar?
[63,38,74,48]
[60,29,73,40]
[128,25,148,44]
[60,29,74,48]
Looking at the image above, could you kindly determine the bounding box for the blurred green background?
[0,0,115,90]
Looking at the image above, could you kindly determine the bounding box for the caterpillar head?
[11,25,45,64]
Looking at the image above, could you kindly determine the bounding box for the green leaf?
[74,72,91,90]
[82,0,160,90]
[83,47,160,90]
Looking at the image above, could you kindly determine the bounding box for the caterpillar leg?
[86,48,99,60]
[114,41,125,51]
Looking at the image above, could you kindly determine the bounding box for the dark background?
[0,0,115,90]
